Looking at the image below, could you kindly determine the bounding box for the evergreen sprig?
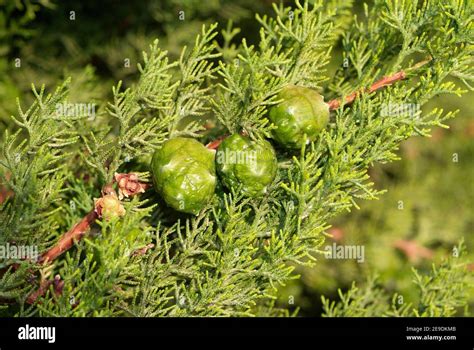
[83,24,220,182]
[0,80,80,246]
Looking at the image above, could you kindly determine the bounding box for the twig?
[206,134,229,150]
[38,210,99,264]
[327,57,432,110]
[26,274,63,305]
[327,71,407,110]
[39,173,148,265]
[26,280,53,305]
[26,174,149,304]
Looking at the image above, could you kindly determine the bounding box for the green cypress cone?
[268,85,329,149]
[151,137,216,214]
[216,134,277,197]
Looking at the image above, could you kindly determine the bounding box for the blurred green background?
[0,0,472,316]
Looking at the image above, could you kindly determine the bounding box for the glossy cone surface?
[151,137,216,214]
[216,134,277,197]
[269,85,329,149]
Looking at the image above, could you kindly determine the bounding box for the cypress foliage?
[0,0,472,316]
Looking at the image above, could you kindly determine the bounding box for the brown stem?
[206,134,229,150]
[327,57,431,110]
[26,280,53,305]
[38,210,98,264]
[26,174,148,303]
[205,129,248,150]
[327,71,406,110]
[38,173,149,265]
[26,274,64,305]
